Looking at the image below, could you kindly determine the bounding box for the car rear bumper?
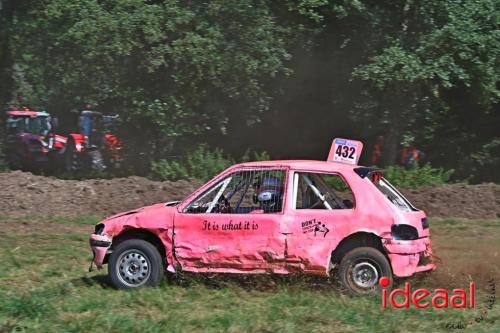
[382,237,436,277]
[89,234,111,269]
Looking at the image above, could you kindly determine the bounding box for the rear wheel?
[108,239,164,289]
[88,150,106,171]
[337,247,392,294]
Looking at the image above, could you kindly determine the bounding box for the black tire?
[64,139,80,173]
[88,150,106,171]
[108,239,164,289]
[337,247,392,294]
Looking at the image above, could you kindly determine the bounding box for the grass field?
[0,217,498,332]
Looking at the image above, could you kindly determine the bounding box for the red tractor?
[63,110,124,173]
[4,107,65,172]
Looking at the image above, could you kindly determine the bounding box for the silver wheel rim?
[351,262,379,289]
[116,249,151,287]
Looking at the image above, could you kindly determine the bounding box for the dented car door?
[282,171,356,274]
[172,167,288,273]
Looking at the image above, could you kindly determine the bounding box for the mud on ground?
[0,171,500,219]
[0,171,499,219]
[402,183,500,219]
[0,171,201,218]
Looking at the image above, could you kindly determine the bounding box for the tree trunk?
[382,125,400,166]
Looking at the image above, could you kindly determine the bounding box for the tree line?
[0,0,498,182]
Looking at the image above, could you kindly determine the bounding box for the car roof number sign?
[328,138,363,165]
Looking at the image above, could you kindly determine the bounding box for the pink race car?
[89,139,435,293]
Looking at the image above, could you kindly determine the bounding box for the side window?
[7,117,25,133]
[185,169,286,214]
[294,172,354,209]
[6,117,18,133]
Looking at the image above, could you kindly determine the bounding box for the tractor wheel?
[105,154,122,171]
[64,140,81,173]
[88,150,106,171]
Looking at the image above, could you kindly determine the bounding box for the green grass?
[0,217,498,332]
[0,215,101,225]
[52,216,101,226]
[434,218,500,228]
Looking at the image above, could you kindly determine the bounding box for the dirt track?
[402,183,500,219]
[0,171,499,219]
[0,171,201,218]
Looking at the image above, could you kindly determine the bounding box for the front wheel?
[337,247,392,294]
[108,239,164,289]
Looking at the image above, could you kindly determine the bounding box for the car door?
[281,171,356,274]
[173,167,288,273]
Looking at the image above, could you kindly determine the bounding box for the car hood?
[100,202,176,237]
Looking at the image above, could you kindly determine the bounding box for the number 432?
[336,145,355,159]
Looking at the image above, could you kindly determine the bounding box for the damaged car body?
[89,138,435,293]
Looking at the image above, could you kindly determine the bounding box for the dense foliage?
[152,144,270,181]
[0,0,498,182]
[152,145,233,181]
[384,163,454,189]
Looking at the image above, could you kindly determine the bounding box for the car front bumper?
[382,237,436,277]
[89,234,112,270]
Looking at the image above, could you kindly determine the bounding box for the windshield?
[27,116,50,136]
[7,116,26,132]
[7,116,50,136]
[185,169,286,214]
[372,177,417,212]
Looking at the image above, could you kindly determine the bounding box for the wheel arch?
[111,228,167,263]
[330,232,386,268]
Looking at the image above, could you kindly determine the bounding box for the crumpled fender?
[382,237,429,254]
[89,234,111,269]
[382,237,435,277]
[89,203,176,269]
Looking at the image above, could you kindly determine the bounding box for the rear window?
[372,178,417,212]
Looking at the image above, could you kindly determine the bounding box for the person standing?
[371,136,384,166]
[401,144,424,169]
